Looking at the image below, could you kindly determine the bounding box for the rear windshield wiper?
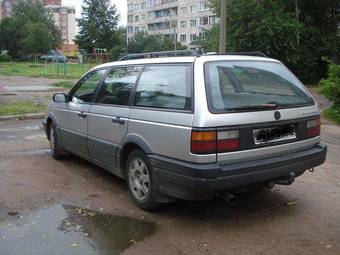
[226,103,280,112]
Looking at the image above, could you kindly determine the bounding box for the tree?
[207,0,339,83]
[0,0,60,58]
[127,31,186,53]
[75,0,120,53]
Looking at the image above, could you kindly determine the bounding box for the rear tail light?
[191,130,216,154]
[191,129,240,154]
[306,117,320,138]
[217,130,240,152]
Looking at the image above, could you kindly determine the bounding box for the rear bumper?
[149,143,327,200]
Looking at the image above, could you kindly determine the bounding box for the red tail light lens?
[191,130,240,154]
[306,117,320,138]
[217,130,240,152]
[191,130,216,154]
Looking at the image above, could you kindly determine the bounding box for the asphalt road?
[0,118,339,255]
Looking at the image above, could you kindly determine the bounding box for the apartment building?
[0,0,15,19]
[0,0,76,46]
[45,5,76,45]
[127,0,218,47]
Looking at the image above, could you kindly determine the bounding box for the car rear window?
[204,61,315,113]
[134,64,192,111]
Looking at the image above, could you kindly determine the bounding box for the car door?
[87,66,141,169]
[57,68,107,158]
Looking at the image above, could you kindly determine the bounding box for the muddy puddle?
[0,204,156,255]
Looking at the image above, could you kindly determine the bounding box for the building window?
[200,1,210,11]
[180,21,186,28]
[135,4,140,10]
[141,2,146,9]
[181,7,186,14]
[190,34,197,41]
[199,16,209,26]
[128,4,133,11]
[142,14,146,21]
[190,5,197,13]
[209,16,216,25]
[135,15,139,22]
[128,15,133,23]
[135,27,140,33]
[141,26,147,31]
[190,19,197,27]
[180,34,186,42]
[127,26,133,33]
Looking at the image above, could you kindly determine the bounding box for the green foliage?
[0,101,46,116]
[0,0,60,58]
[206,0,339,83]
[75,0,120,53]
[53,80,75,89]
[323,106,340,125]
[319,60,340,106]
[0,54,13,62]
[127,32,186,54]
[191,25,219,52]
[0,62,90,79]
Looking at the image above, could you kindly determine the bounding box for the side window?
[96,66,141,106]
[71,69,106,103]
[134,65,192,110]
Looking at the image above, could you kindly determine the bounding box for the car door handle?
[112,117,125,125]
[78,112,87,118]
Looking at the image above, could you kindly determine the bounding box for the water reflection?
[0,204,156,255]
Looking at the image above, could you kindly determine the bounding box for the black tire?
[49,122,63,160]
[126,149,159,210]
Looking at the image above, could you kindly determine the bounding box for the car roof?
[92,55,280,72]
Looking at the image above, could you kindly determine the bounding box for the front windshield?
[204,61,314,113]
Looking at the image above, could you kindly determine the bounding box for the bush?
[319,60,340,106]
[0,54,13,62]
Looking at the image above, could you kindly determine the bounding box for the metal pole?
[219,0,227,53]
[174,21,177,51]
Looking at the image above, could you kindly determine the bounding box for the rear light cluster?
[191,130,240,154]
[306,117,321,138]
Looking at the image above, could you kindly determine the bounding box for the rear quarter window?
[134,64,192,111]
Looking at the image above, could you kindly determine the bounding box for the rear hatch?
[191,58,320,164]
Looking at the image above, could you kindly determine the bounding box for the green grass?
[0,62,92,79]
[0,101,46,116]
[53,80,75,89]
[323,106,340,125]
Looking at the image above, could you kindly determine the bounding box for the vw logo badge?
[274,111,281,120]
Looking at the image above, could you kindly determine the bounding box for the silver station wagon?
[43,52,327,210]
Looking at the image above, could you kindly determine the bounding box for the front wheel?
[49,122,63,160]
[126,150,159,210]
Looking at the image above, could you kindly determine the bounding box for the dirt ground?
[0,75,65,105]
[0,86,339,255]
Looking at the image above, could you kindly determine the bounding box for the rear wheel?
[49,122,63,160]
[126,150,159,210]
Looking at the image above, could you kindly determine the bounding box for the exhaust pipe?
[275,172,295,185]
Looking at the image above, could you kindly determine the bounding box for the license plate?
[253,125,296,145]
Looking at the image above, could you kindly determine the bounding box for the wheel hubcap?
[128,158,150,201]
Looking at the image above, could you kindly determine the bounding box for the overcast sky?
[62,0,127,27]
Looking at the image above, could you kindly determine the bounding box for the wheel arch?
[119,134,153,177]
[46,113,58,140]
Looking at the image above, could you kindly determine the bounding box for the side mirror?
[53,93,67,103]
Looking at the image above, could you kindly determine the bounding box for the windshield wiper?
[227,103,280,112]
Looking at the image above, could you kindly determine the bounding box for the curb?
[0,113,45,121]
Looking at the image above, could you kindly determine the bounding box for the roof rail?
[119,50,199,61]
[206,51,268,58]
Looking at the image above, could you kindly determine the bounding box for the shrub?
[319,60,340,106]
[0,54,13,62]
